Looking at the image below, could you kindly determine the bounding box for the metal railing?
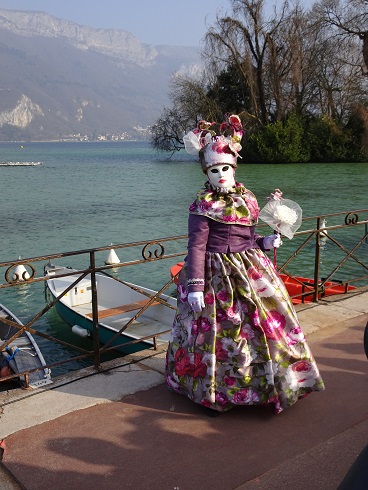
[0,208,367,388]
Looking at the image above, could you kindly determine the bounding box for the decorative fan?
[259,189,302,239]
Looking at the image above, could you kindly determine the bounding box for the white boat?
[0,161,43,166]
[0,303,52,389]
[44,263,177,354]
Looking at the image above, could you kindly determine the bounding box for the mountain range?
[0,9,202,141]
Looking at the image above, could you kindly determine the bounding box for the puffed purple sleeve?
[187,214,209,292]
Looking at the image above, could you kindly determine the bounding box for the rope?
[5,345,19,362]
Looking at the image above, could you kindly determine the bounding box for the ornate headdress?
[183,115,244,173]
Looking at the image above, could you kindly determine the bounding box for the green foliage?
[242,113,368,163]
[344,109,368,162]
[243,113,309,163]
[305,116,350,163]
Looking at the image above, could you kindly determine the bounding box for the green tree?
[305,115,349,162]
[151,0,368,162]
[244,112,309,163]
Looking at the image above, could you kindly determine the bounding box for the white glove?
[188,291,205,312]
[263,233,283,250]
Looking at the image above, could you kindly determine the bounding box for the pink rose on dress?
[215,391,229,406]
[240,323,255,340]
[259,253,272,268]
[224,375,236,386]
[200,399,212,408]
[225,305,241,324]
[285,360,320,390]
[233,388,259,404]
[192,352,207,379]
[204,292,215,305]
[217,290,229,302]
[261,310,286,340]
[216,309,228,323]
[216,340,228,361]
[249,309,261,327]
[174,348,192,377]
[191,319,199,336]
[198,317,212,333]
[286,326,305,346]
[248,267,262,281]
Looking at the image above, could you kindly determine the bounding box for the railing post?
[90,251,101,369]
[313,216,322,303]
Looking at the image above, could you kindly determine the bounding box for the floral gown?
[165,248,325,414]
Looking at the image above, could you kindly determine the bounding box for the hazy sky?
[0,0,228,46]
[0,0,314,47]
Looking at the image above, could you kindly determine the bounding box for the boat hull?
[45,264,177,355]
[53,299,157,355]
[0,304,52,388]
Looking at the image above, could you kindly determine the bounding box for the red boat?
[170,262,356,304]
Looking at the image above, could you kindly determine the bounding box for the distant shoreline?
[0,139,150,144]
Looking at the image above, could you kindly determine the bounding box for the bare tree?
[151,0,368,158]
[313,0,368,73]
[150,107,186,154]
[150,74,219,152]
[204,0,291,125]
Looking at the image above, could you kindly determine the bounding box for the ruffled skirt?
[166,249,325,414]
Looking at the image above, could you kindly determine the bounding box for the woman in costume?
[166,115,325,415]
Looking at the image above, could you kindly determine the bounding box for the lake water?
[0,141,367,375]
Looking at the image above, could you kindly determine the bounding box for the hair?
[199,148,206,172]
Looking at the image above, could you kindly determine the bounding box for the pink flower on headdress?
[220,115,243,137]
[211,140,232,155]
[229,115,243,133]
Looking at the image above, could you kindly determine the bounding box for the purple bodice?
[187,214,267,292]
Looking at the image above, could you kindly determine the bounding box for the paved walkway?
[1,291,367,490]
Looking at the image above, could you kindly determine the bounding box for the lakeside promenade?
[1,289,367,489]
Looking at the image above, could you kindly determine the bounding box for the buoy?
[104,247,120,265]
[12,263,30,281]
[72,325,91,338]
[320,219,328,242]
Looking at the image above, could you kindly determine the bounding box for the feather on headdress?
[183,115,244,172]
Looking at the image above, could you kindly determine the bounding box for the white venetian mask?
[206,164,235,190]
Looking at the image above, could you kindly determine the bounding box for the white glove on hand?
[263,233,283,250]
[188,291,205,312]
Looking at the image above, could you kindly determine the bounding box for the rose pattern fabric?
[189,182,260,226]
[166,249,325,414]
